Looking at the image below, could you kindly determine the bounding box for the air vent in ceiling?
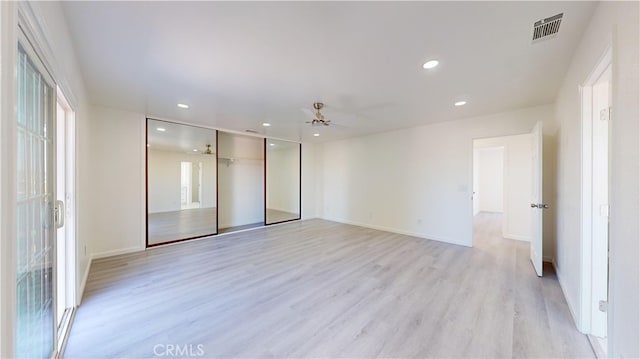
[532,13,563,43]
[245,129,259,134]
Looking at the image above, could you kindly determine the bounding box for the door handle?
[55,200,65,229]
[531,203,550,209]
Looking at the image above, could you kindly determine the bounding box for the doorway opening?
[180,161,203,210]
[473,134,534,240]
[472,132,540,273]
[55,87,77,352]
[580,47,611,358]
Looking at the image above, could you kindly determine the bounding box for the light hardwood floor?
[65,215,594,358]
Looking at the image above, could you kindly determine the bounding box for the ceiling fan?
[303,102,331,126]
[203,144,214,155]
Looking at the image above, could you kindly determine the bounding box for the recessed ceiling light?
[193,149,198,152]
[313,133,320,137]
[146,144,150,147]
[269,143,275,146]
[156,127,166,132]
[262,122,271,127]
[454,101,467,106]
[423,60,439,69]
[177,103,189,109]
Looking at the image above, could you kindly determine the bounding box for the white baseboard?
[78,256,92,305]
[543,255,554,263]
[550,258,581,331]
[504,233,531,242]
[322,217,472,247]
[92,246,144,260]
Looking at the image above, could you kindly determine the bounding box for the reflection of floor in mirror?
[266,208,299,224]
[147,207,216,245]
[180,202,201,210]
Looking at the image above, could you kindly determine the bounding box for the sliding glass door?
[16,38,57,358]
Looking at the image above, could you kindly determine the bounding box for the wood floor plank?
[64,215,594,358]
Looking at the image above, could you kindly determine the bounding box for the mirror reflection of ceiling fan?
[193,144,213,155]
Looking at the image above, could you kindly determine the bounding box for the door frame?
[579,45,612,341]
[55,87,78,354]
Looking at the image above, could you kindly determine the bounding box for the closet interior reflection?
[265,139,301,224]
[217,132,265,233]
[146,119,217,246]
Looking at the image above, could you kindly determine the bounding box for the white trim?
[77,257,92,305]
[322,217,472,247]
[504,233,531,242]
[579,45,612,335]
[92,246,145,260]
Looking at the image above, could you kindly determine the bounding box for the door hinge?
[599,300,608,312]
[600,107,612,121]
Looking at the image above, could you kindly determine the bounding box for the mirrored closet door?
[146,119,217,246]
[217,132,265,233]
[265,139,301,224]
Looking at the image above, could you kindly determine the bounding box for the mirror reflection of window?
[265,139,301,224]
[146,119,217,246]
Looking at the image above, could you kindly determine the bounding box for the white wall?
[266,143,300,214]
[302,143,322,219]
[322,104,555,247]
[475,147,504,213]
[88,106,146,258]
[474,135,534,242]
[217,132,264,228]
[554,2,639,357]
[147,149,216,213]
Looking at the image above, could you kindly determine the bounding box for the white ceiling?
[62,1,596,143]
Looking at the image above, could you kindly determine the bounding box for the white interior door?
[530,121,544,277]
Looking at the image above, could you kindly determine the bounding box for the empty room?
[0,1,638,359]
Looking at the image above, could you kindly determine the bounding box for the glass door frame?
[16,24,59,359]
